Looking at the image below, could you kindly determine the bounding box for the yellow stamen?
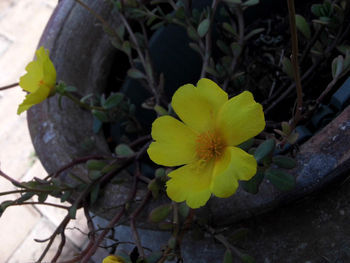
[196,131,225,161]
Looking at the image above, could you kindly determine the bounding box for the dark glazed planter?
[28,0,350,261]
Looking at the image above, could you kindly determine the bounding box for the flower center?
[38,80,55,95]
[196,131,225,161]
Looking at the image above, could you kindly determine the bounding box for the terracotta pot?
[28,2,350,261]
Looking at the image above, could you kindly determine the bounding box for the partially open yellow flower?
[17,46,56,115]
[147,78,265,208]
[103,255,124,263]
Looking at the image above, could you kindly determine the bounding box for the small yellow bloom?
[147,78,265,208]
[102,255,124,263]
[17,46,56,115]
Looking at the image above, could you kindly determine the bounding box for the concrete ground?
[0,0,106,262]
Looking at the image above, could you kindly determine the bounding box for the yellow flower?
[102,255,124,263]
[17,46,56,115]
[147,78,265,208]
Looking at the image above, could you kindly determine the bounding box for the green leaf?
[244,28,264,41]
[148,204,172,223]
[197,18,210,38]
[87,160,107,171]
[60,191,71,202]
[332,55,344,79]
[168,236,177,249]
[148,179,160,199]
[155,168,166,179]
[115,144,135,157]
[231,42,242,57]
[336,45,350,55]
[272,156,297,169]
[64,85,77,92]
[154,105,168,116]
[103,93,124,109]
[223,249,233,263]
[38,193,48,203]
[311,4,323,17]
[122,41,131,56]
[241,254,256,263]
[281,121,291,135]
[17,192,35,202]
[282,57,294,79]
[151,21,165,31]
[287,131,299,144]
[254,139,275,162]
[80,93,94,103]
[0,200,13,216]
[217,40,231,55]
[69,203,78,219]
[242,0,259,7]
[90,183,100,205]
[187,26,199,41]
[93,116,102,134]
[178,202,190,219]
[92,110,109,123]
[240,170,264,194]
[116,24,125,39]
[222,22,237,36]
[101,162,120,174]
[265,168,296,191]
[127,68,146,79]
[238,138,254,151]
[1,200,13,210]
[223,0,242,4]
[295,14,311,39]
[189,42,202,55]
[145,251,163,263]
[88,170,103,180]
[228,228,250,243]
[158,222,174,230]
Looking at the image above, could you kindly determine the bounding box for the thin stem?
[36,215,71,262]
[73,0,122,44]
[129,135,152,148]
[265,58,320,114]
[129,162,146,258]
[119,12,159,103]
[287,0,303,130]
[0,189,27,196]
[0,169,25,188]
[63,92,106,112]
[84,203,96,242]
[222,4,244,91]
[200,0,220,78]
[12,202,70,210]
[80,208,126,262]
[316,65,350,104]
[51,232,66,263]
[0,82,19,91]
[300,25,324,65]
[47,155,107,179]
[214,233,243,259]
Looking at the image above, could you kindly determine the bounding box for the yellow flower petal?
[211,146,257,198]
[147,116,198,166]
[19,60,43,93]
[17,87,51,114]
[41,55,56,87]
[217,91,265,146]
[172,78,228,133]
[17,47,56,115]
[166,161,213,208]
[103,255,124,263]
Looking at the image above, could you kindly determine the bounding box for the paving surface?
[0,1,105,262]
